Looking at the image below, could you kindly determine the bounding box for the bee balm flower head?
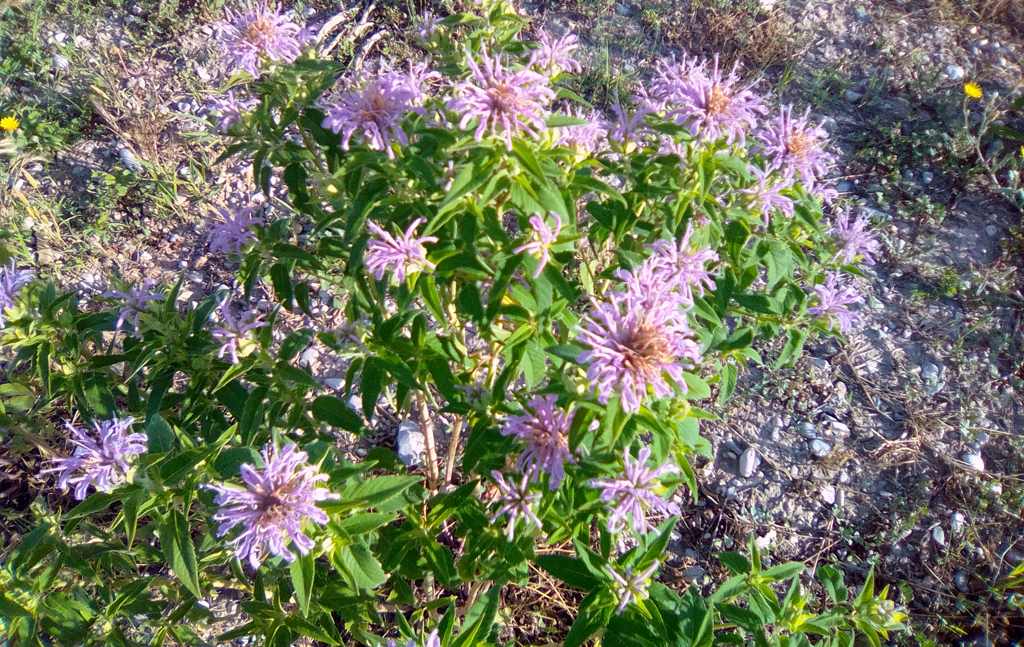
[44,417,147,500]
[217,2,306,76]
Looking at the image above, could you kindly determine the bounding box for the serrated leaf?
[290,553,315,617]
[159,509,202,599]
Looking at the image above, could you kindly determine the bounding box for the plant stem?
[417,390,439,488]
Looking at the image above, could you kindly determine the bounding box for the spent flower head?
[0,261,33,326]
[206,442,335,568]
[513,212,562,278]
[44,417,147,500]
[489,470,542,541]
[808,272,862,333]
[501,394,574,490]
[447,48,554,150]
[365,217,438,283]
[209,91,258,131]
[590,446,680,538]
[217,2,306,76]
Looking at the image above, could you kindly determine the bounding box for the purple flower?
[607,560,660,614]
[489,470,542,541]
[808,272,862,333]
[0,261,33,326]
[416,11,441,40]
[206,442,335,568]
[44,417,147,500]
[830,211,880,265]
[209,205,263,255]
[104,281,163,333]
[578,274,701,413]
[513,212,562,278]
[364,217,438,283]
[666,56,765,144]
[609,100,652,146]
[529,30,582,74]
[447,48,554,150]
[211,301,267,363]
[209,91,258,131]
[216,2,306,76]
[742,165,795,225]
[757,105,834,188]
[645,228,719,304]
[322,65,438,158]
[501,395,574,490]
[649,55,703,109]
[590,446,680,537]
[556,108,607,154]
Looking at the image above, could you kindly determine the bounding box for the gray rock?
[945,64,965,81]
[951,511,966,534]
[953,570,970,593]
[932,525,947,546]
[844,89,864,103]
[797,421,817,440]
[118,147,143,172]
[962,451,985,472]
[51,53,70,72]
[739,447,759,478]
[397,421,426,467]
[810,439,832,459]
[820,484,836,505]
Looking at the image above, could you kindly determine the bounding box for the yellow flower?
[0,115,19,133]
[963,81,983,100]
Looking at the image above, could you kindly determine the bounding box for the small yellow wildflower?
[963,81,983,100]
[0,116,19,133]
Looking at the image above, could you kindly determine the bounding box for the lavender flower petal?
[590,446,680,537]
[217,2,306,76]
[364,217,438,283]
[43,417,147,500]
[501,395,574,490]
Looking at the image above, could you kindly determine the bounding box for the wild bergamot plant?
[0,2,904,646]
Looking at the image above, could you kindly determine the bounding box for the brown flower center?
[706,84,731,115]
[488,83,520,116]
[786,131,813,159]
[621,321,674,378]
[244,17,276,49]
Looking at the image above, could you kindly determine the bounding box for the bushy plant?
[0,2,902,645]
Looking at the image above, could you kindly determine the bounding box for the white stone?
[397,421,426,467]
[739,448,759,478]
[945,64,965,81]
[932,525,946,546]
[820,484,836,505]
[962,451,985,472]
[810,439,832,458]
[951,511,966,534]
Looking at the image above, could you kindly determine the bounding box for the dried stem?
[417,390,439,488]
[445,415,463,483]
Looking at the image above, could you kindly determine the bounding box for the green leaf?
[718,552,751,575]
[334,543,386,590]
[336,475,422,508]
[564,591,607,647]
[290,553,315,617]
[332,512,395,537]
[145,414,175,453]
[774,328,807,368]
[717,363,738,406]
[159,509,202,599]
[682,372,711,400]
[270,262,295,308]
[360,358,386,419]
[312,395,363,433]
[536,554,601,590]
[709,574,749,604]
[762,561,805,581]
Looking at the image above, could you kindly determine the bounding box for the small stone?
[396,421,426,467]
[962,451,985,472]
[985,224,998,236]
[953,570,970,593]
[844,89,864,103]
[739,447,759,478]
[820,484,836,505]
[932,526,946,546]
[682,565,705,581]
[51,53,70,72]
[322,377,343,389]
[118,147,143,173]
[945,64,965,81]
[810,439,832,459]
[950,511,966,534]
[797,422,817,440]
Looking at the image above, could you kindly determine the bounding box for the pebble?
[739,447,759,478]
[820,484,836,505]
[322,377,343,389]
[52,53,70,72]
[810,439,832,459]
[962,451,985,472]
[945,64,965,81]
[797,421,817,440]
[953,570,970,593]
[396,421,425,467]
[118,147,143,173]
[985,224,998,236]
[951,511,966,534]
[844,89,864,103]
[932,526,946,546]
